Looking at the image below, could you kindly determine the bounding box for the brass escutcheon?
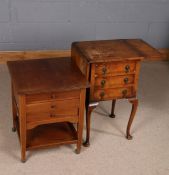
[51,94,56,99]
[125,65,130,73]
[101,79,106,88]
[102,67,107,75]
[50,114,55,117]
[124,77,129,84]
[51,105,56,109]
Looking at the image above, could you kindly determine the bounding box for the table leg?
[76,122,83,154]
[19,95,26,162]
[83,102,99,147]
[12,96,17,132]
[11,84,17,132]
[109,99,116,118]
[76,89,86,154]
[126,98,138,140]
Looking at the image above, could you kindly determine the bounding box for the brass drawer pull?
[51,94,56,99]
[51,105,56,109]
[102,67,107,75]
[122,90,127,97]
[101,80,106,88]
[100,91,105,98]
[124,77,129,84]
[50,114,55,117]
[125,65,130,73]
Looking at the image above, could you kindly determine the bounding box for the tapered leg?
[76,122,83,154]
[19,95,27,162]
[11,85,17,132]
[12,98,17,132]
[83,102,98,147]
[126,99,138,140]
[76,89,86,154]
[109,99,116,118]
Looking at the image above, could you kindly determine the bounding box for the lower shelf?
[26,122,78,150]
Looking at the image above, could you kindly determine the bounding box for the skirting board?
[0,49,168,64]
[0,50,71,64]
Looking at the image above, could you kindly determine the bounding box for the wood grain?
[27,122,78,150]
[0,48,168,64]
[7,57,89,94]
[18,95,27,162]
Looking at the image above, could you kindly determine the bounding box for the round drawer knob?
[101,80,106,88]
[50,114,55,117]
[124,77,129,84]
[102,67,107,75]
[51,105,56,109]
[125,65,130,73]
[100,91,105,98]
[122,90,127,97]
[51,94,56,99]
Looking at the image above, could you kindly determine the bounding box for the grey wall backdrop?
[0,0,169,51]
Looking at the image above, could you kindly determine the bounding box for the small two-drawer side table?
[71,39,161,146]
[7,57,89,162]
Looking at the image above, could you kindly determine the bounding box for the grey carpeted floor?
[0,61,169,175]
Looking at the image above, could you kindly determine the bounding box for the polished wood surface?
[18,95,26,162]
[89,60,140,102]
[8,57,88,162]
[94,61,136,75]
[1,47,167,65]
[26,90,80,104]
[72,39,161,63]
[93,87,135,101]
[26,122,77,150]
[71,39,160,146]
[94,74,135,89]
[7,57,89,94]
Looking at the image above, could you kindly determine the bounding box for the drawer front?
[26,98,80,123]
[92,87,135,101]
[95,62,136,75]
[26,90,80,104]
[94,75,135,89]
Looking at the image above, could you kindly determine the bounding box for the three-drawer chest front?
[90,60,140,102]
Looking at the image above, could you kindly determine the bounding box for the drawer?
[94,75,135,89]
[94,61,136,75]
[26,98,80,123]
[26,90,80,104]
[92,87,135,101]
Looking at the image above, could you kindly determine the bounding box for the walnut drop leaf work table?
[71,39,161,146]
[7,57,89,162]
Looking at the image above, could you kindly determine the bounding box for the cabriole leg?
[126,98,138,140]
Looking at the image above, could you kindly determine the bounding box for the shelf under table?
[16,122,78,150]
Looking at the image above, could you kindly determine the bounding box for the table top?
[7,57,89,95]
[72,39,161,63]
